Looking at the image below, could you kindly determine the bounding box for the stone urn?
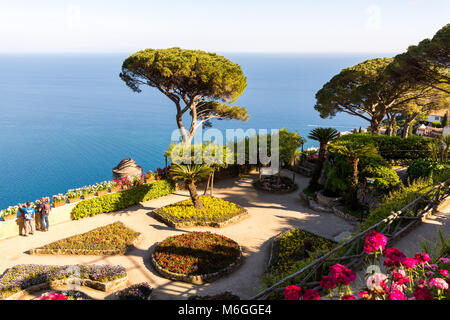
[112,158,142,180]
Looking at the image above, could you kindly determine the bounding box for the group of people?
[17,198,51,236]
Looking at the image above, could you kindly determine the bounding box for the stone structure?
[112,158,142,180]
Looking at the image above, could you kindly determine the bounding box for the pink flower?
[415,252,430,264]
[367,273,387,290]
[320,275,337,290]
[303,289,321,300]
[414,287,433,300]
[400,257,418,269]
[283,285,302,300]
[439,269,448,277]
[386,290,406,300]
[384,247,405,260]
[329,264,356,285]
[426,271,435,277]
[364,231,387,254]
[391,281,406,293]
[429,278,449,290]
[39,292,68,300]
[439,258,450,264]
[341,295,356,300]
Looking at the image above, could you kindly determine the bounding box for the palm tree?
[328,142,378,210]
[170,164,213,209]
[307,128,340,191]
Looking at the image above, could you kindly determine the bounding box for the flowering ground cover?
[152,232,241,276]
[0,264,127,299]
[39,290,93,300]
[153,196,247,227]
[29,222,141,255]
[115,282,152,300]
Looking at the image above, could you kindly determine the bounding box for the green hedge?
[337,133,437,160]
[407,159,450,181]
[71,180,175,220]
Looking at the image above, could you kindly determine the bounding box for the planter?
[53,201,66,208]
[316,190,343,208]
[109,186,120,193]
[67,197,80,204]
[83,193,94,200]
[96,190,108,196]
[3,215,16,221]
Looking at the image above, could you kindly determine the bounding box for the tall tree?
[307,127,340,191]
[279,128,305,182]
[315,58,433,134]
[388,24,450,94]
[328,141,378,210]
[120,48,249,144]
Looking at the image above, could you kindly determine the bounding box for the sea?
[0,53,390,208]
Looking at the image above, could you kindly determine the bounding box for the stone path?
[0,171,355,300]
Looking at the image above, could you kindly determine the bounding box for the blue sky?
[0,0,448,53]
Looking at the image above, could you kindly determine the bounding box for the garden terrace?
[29,222,141,255]
[0,264,127,300]
[152,231,243,284]
[152,196,248,228]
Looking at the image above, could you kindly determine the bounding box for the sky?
[0,0,448,54]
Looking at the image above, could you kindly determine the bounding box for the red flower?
[400,257,418,269]
[320,275,337,290]
[414,252,430,264]
[413,286,433,300]
[386,290,406,300]
[303,289,320,300]
[364,231,387,254]
[384,247,405,260]
[341,294,356,300]
[283,285,302,300]
[329,264,356,285]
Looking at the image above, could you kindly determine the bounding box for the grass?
[30,222,140,255]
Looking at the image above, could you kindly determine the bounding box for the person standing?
[17,204,26,236]
[40,197,51,232]
[23,202,35,236]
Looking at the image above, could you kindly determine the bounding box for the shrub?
[337,133,437,160]
[153,232,241,276]
[188,292,240,300]
[153,196,246,227]
[71,180,175,220]
[408,159,450,181]
[30,222,140,255]
[115,282,152,300]
[360,165,403,194]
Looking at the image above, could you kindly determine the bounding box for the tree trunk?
[402,118,414,138]
[370,119,381,135]
[203,174,211,195]
[348,158,359,210]
[386,114,396,136]
[210,171,214,196]
[186,181,204,209]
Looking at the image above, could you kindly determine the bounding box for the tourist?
[17,203,25,236]
[40,197,51,232]
[23,202,35,236]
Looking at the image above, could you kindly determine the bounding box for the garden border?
[28,234,143,256]
[152,205,249,228]
[4,275,128,300]
[150,242,244,285]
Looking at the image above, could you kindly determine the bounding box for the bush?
[153,196,246,227]
[30,222,140,255]
[360,165,403,194]
[153,232,241,276]
[71,180,175,220]
[115,282,152,300]
[337,133,437,160]
[408,159,450,181]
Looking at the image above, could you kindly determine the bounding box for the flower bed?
[39,290,93,300]
[71,179,175,220]
[0,264,127,300]
[152,232,242,284]
[263,229,336,299]
[253,176,298,193]
[115,282,152,300]
[152,196,248,228]
[29,222,141,255]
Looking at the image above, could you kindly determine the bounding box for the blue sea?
[0,53,385,208]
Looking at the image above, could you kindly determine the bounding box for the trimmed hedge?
[337,133,437,160]
[71,180,175,220]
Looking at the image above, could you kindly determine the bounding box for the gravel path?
[0,170,355,300]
